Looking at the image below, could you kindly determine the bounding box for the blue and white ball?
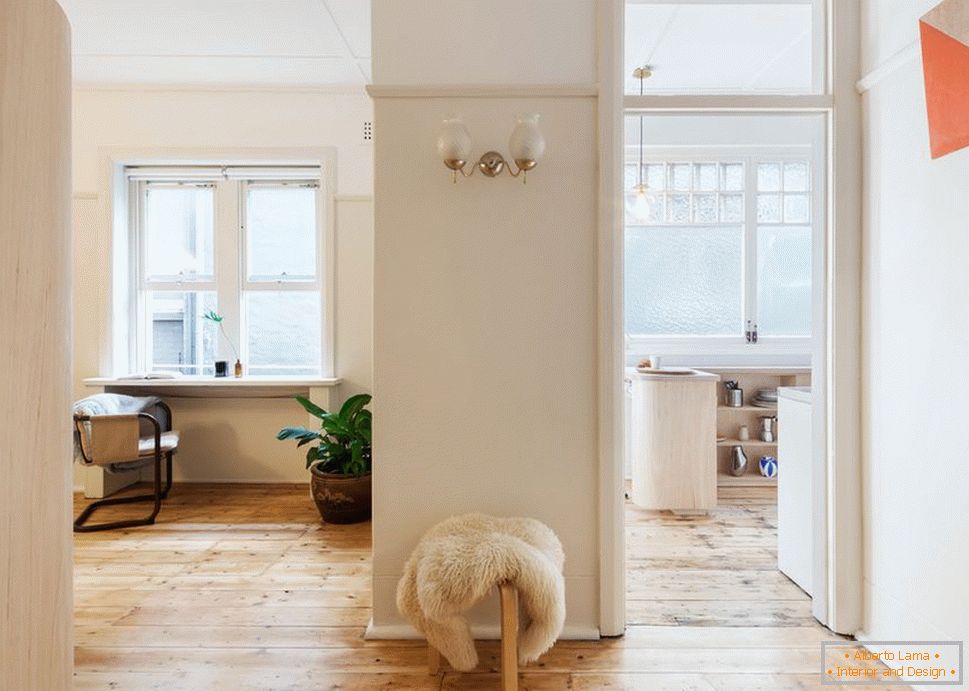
[759,456,778,478]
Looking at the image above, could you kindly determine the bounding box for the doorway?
[621,111,826,633]
[598,0,864,641]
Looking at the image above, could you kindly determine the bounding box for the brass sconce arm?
[443,151,537,184]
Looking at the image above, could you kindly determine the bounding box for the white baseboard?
[364,619,600,641]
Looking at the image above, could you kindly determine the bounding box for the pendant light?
[631,66,652,223]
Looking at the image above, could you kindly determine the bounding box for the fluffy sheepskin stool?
[396,513,566,690]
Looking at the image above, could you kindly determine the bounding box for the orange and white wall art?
[920,0,969,158]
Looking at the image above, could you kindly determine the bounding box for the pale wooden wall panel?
[0,1,74,688]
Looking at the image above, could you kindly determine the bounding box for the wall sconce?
[436,114,545,184]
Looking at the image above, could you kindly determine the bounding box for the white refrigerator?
[777,386,813,595]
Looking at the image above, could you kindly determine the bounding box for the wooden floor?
[73,483,866,690]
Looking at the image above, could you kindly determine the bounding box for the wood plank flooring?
[73,483,871,689]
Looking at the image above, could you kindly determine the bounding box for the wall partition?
[0,1,74,687]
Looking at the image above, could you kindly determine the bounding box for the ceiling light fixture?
[437,114,545,184]
[631,66,652,222]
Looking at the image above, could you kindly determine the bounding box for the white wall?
[859,0,969,661]
[72,87,373,483]
[369,0,601,636]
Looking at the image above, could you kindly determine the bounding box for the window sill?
[83,376,341,399]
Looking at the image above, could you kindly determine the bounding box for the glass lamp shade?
[508,113,545,164]
[436,117,473,162]
[631,185,651,222]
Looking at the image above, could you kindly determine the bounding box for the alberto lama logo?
[822,641,963,685]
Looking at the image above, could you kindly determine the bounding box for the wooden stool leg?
[499,583,519,691]
[427,644,440,675]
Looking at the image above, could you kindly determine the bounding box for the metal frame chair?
[73,401,177,532]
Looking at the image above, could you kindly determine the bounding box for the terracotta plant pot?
[309,465,372,524]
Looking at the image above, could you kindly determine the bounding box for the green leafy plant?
[202,309,239,361]
[277,394,372,476]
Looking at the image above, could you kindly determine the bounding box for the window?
[129,166,326,376]
[624,148,818,349]
[625,160,745,336]
[624,1,824,95]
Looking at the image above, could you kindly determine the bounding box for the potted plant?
[277,393,372,524]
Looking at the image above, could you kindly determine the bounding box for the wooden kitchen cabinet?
[629,370,718,512]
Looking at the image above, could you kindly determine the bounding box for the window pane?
[758,226,812,336]
[783,194,811,223]
[246,185,317,281]
[144,186,214,279]
[757,194,782,222]
[624,164,639,190]
[246,291,321,375]
[148,291,217,375]
[719,193,744,222]
[757,163,782,192]
[625,2,817,95]
[695,163,718,191]
[720,163,744,191]
[692,193,718,223]
[669,164,692,191]
[784,162,810,191]
[625,226,743,335]
[646,164,666,190]
[667,194,690,223]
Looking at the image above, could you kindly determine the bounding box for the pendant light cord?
[638,69,645,190]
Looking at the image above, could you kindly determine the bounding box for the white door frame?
[596,0,862,637]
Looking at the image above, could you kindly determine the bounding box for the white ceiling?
[56,0,371,87]
[625,2,816,94]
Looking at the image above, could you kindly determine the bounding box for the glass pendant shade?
[508,113,545,163]
[632,185,651,222]
[436,117,473,162]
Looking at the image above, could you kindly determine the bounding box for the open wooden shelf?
[707,367,810,491]
[718,472,777,487]
[717,438,778,447]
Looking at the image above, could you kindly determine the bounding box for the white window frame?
[624,143,824,357]
[126,165,331,378]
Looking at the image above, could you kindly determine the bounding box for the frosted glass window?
[758,163,782,192]
[246,291,321,375]
[646,164,666,190]
[626,226,743,335]
[626,156,746,227]
[246,185,317,281]
[695,164,718,191]
[757,226,812,336]
[784,162,810,191]
[148,291,217,375]
[720,194,744,222]
[625,2,818,95]
[757,160,812,223]
[693,194,718,223]
[721,164,744,191]
[670,164,692,191]
[784,194,810,223]
[757,194,782,223]
[624,147,816,340]
[144,186,214,280]
[668,194,690,223]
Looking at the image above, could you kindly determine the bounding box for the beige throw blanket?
[396,513,566,671]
